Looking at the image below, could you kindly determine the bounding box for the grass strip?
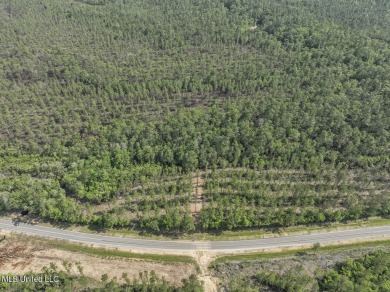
[213,239,390,265]
[11,234,197,266]
[49,240,195,265]
[103,218,390,241]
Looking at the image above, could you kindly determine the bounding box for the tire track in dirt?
[190,172,205,221]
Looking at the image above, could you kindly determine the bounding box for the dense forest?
[0,0,389,233]
[0,264,202,291]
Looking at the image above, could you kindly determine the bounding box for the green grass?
[2,233,198,266]
[45,240,196,265]
[212,239,390,265]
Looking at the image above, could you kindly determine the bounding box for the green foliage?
[319,250,390,292]
[257,266,318,292]
[227,250,390,292]
[199,169,389,230]
[0,0,389,233]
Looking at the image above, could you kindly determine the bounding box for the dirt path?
[195,251,219,292]
[190,173,205,218]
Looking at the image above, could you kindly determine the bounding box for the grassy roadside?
[191,217,390,241]
[46,240,197,265]
[73,217,390,241]
[2,232,197,266]
[212,239,390,265]
[2,213,390,241]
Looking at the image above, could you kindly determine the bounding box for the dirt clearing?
[0,233,196,286]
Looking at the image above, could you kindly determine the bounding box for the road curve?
[0,219,389,252]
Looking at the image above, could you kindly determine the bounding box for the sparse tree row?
[198,169,390,230]
[0,0,389,233]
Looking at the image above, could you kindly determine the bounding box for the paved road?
[0,219,389,252]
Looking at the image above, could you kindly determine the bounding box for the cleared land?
[0,232,197,287]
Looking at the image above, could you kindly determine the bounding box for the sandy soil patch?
[0,235,196,286]
[195,251,219,292]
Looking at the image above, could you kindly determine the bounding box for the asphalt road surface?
[0,219,389,252]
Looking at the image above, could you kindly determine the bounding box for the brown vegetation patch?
[0,233,196,286]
